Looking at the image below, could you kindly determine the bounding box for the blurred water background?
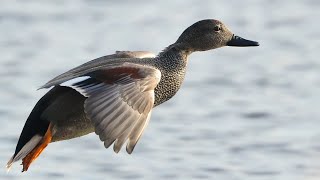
[1,0,320,179]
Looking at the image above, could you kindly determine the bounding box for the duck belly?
[40,86,94,142]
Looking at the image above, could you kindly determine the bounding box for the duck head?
[175,19,259,52]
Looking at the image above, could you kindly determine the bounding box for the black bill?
[227,34,259,47]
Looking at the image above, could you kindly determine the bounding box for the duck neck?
[152,43,192,106]
[156,43,192,70]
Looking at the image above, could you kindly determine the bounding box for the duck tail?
[6,134,43,171]
[6,156,14,172]
[7,123,53,172]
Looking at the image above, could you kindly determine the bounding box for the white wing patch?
[60,76,91,97]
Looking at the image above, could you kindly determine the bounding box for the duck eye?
[214,25,222,32]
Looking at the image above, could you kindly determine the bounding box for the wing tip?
[37,83,52,90]
[126,144,135,154]
[113,146,120,154]
[103,140,115,149]
[37,85,46,90]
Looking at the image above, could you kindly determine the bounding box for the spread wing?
[41,61,161,154]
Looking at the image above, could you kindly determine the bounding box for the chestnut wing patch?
[65,63,161,153]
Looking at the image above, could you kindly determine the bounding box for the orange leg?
[22,123,53,172]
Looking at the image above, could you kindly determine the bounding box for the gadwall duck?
[7,19,259,172]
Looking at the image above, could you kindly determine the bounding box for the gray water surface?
[1,0,320,179]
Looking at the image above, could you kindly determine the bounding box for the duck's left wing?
[40,51,155,89]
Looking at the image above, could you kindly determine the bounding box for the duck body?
[38,86,91,142]
[7,19,259,172]
[32,48,188,143]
